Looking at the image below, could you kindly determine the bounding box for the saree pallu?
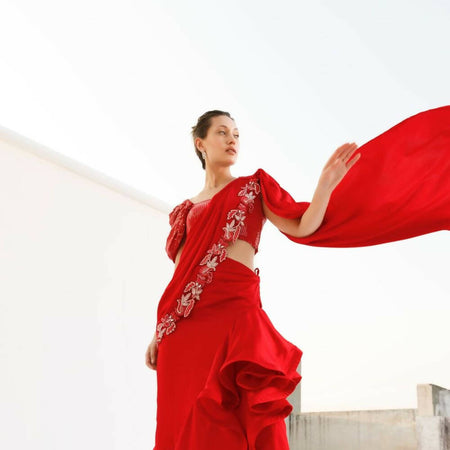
[154,257,301,450]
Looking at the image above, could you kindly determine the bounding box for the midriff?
[174,238,255,272]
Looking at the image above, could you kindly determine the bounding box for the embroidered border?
[156,178,261,344]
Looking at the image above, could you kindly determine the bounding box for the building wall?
[0,126,171,449]
[288,385,450,450]
[290,409,417,450]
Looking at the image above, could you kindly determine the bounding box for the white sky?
[1,0,449,412]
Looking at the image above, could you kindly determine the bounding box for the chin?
[223,160,236,168]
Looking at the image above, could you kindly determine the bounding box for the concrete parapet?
[416,384,450,450]
[288,383,450,450]
[290,408,417,450]
[417,384,450,418]
[416,417,450,450]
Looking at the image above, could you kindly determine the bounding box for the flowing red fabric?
[260,105,450,247]
[153,105,450,449]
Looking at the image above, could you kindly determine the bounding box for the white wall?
[0,127,171,449]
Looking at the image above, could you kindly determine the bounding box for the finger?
[341,143,358,162]
[339,145,358,166]
[325,143,355,168]
[346,152,361,169]
[331,143,351,161]
[146,349,154,365]
[323,147,345,169]
[146,357,156,370]
[336,142,356,158]
[346,148,360,162]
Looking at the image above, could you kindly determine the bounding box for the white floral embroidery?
[238,180,260,213]
[184,281,203,300]
[156,313,176,341]
[176,292,195,317]
[196,268,214,285]
[156,179,261,344]
[223,220,238,240]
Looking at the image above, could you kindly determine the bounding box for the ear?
[194,137,203,152]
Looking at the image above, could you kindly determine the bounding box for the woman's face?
[196,115,240,168]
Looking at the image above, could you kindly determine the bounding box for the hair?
[191,110,235,170]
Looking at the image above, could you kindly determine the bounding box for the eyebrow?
[217,125,239,131]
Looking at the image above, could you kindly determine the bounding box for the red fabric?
[186,199,211,235]
[154,105,450,449]
[185,196,266,254]
[258,105,450,247]
[165,200,191,264]
[155,258,300,449]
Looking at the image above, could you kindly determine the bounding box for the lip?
[226,148,237,154]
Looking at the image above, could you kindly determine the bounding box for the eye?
[234,134,240,138]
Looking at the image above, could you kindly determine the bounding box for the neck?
[204,167,234,190]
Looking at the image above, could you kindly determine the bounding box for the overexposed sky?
[1,0,449,412]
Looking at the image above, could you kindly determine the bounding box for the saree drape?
[153,105,450,449]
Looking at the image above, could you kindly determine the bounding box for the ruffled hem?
[173,307,302,450]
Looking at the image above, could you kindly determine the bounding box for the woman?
[146,107,450,449]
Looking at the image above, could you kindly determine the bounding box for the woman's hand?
[145,332,159,371]
[318,142,361,192]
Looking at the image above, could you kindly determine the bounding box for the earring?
[201,152,206,160]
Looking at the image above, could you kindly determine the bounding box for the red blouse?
[166,190,267,263]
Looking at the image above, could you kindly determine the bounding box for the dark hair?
[191,110,235,170]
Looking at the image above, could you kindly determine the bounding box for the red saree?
[153,105,450,449]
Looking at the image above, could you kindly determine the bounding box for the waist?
[197,256,262,310]
[226,239,256,271]
[220,255,260,280]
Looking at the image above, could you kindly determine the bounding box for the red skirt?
[153,257,303,450]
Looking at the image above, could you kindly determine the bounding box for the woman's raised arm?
[262,142,360,238]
